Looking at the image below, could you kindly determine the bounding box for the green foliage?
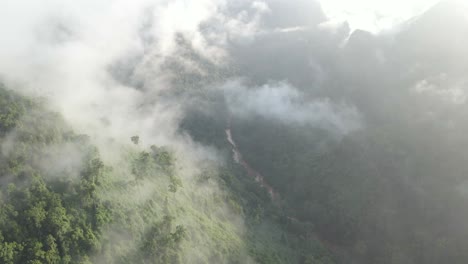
[139,216,186,264]
[150,146,176,174]
[0,87,110,263]
[0,85,34,136]
[0,87,248,263]
[0,85,337,264]
[227,113,468,264]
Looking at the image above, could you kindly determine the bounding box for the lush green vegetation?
[0,85,335,263]
[0,86,110,263]
[229,113,468,264]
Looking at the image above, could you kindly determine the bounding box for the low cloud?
[318,0,440,34]
[224,81,362,135]
[412,74,468,105]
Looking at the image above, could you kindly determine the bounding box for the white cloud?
[0,0,268,146]
[224,81,362,135]
[318,0,440,34]
[412,77,467,105]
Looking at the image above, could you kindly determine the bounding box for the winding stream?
[225,121,342,256]
[225,124,279,200]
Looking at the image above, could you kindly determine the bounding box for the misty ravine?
[225,121,347,256]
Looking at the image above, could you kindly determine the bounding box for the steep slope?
[0,86,335,263]
[0,86,252,263]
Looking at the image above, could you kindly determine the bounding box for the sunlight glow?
[318,0,441,33]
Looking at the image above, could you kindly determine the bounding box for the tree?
[131,136,140,145]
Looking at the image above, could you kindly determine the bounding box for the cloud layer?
[224,81,362,135]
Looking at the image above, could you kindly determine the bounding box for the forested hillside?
[0,86,334,263]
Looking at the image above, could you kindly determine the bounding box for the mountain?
[2,1,468,264]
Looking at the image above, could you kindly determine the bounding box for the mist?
[224,81,361,135]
